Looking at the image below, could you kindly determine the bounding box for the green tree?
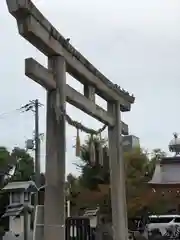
[0,146,35,184]
[11,147,34,181]
[125,148,150,216]
[66,173,82,214]
[147,148,167,178]
[0,147,16,186]
[151,148,167,160]
[78,136,109,190]
[77,136,169,217]
[67,173,79,198]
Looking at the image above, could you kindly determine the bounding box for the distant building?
[122,135,140,152]
[83,207,100,228]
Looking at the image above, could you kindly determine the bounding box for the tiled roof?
[2,181,37,192]
[84,208,99,216]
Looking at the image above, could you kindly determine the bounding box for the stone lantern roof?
[2,180,38,193]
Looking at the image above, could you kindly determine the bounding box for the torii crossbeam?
[5,1,135,240]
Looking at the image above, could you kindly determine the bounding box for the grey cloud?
[0,0,180,175]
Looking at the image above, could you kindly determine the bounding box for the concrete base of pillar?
[33,205,44,240]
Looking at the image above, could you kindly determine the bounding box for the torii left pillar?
[44,56,66,240]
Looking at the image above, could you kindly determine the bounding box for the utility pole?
[34,99,41,206]
[21,99,43,206]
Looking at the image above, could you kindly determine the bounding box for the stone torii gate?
[6,1,135,240]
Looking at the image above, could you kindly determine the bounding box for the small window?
[11,193,20,203]
[174,217,180,223]
[149,217,174,223]
[24,192,30,202]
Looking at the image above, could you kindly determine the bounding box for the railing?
[66,217,92,240]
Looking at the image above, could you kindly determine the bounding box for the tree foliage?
[78,136,109,190]
[0,147,15,186]
[0,147,35,185]
[11,147,34,182]
[71,137,170,218]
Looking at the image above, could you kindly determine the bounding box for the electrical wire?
[0,108,22,120]
[0,101,43,150]
[0,102,36,120]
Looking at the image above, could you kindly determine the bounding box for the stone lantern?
[2,181,37,240]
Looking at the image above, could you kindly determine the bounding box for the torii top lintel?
[6,0,135,112]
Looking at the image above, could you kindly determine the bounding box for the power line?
[20,100,43,113]
[0,101,44,120]
[0,108,22,119]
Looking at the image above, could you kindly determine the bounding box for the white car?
[146,215,180,235]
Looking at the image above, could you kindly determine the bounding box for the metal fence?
[66,217,92,240]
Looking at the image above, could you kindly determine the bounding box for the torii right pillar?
[108,101,128,240]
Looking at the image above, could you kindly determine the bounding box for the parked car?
[146,215,180,235]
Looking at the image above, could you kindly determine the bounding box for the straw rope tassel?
[98,133,103,166]
[89,135,96,165]
[75,128,81,157]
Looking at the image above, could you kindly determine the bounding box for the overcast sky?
[0,0,180,175]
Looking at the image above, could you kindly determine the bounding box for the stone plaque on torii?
[5,1,135,240]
